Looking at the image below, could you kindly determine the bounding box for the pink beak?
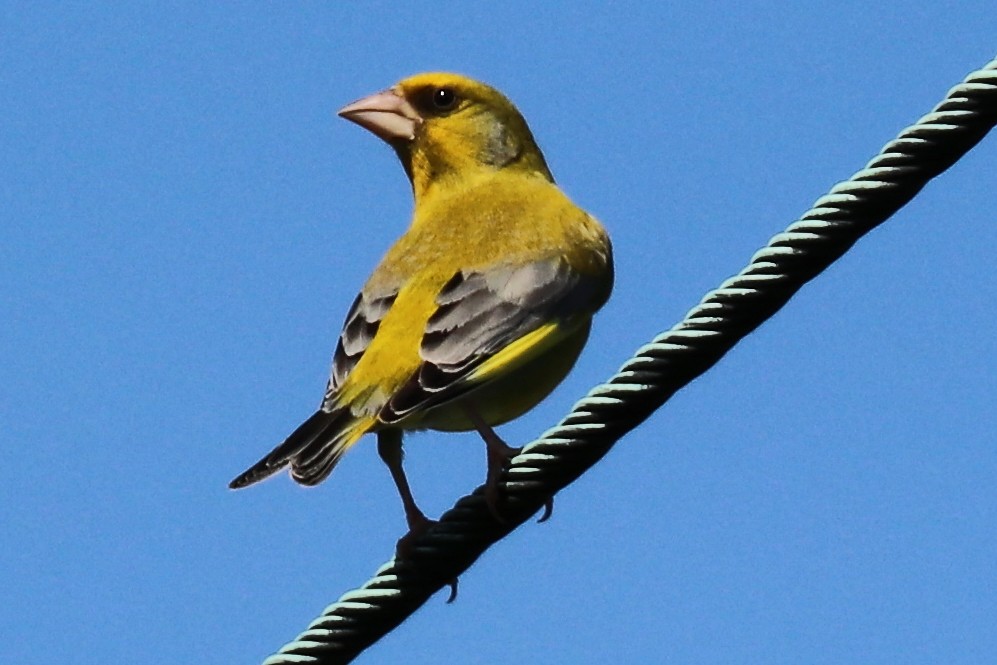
[338,89,422,143]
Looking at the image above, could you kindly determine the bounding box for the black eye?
[431,87,457,111]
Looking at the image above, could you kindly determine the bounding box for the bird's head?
[338,73,552,200]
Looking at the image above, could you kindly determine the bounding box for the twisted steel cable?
[260,56,997,665]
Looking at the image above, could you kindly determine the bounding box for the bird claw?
[484,478,508,523]
[445,578,459,603]
[537,497,554,523]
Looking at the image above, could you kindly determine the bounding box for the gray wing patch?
[324,290,397,404]
[382,258,592,423]
[422,261,568,365]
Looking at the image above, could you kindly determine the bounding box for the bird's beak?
[338,89,422,144]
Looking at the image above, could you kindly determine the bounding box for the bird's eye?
[431,87,458,111]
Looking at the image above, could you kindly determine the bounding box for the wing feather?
[381,257,600,423]
[327,290,398,399]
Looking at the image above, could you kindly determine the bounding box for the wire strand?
[259,56,997,665]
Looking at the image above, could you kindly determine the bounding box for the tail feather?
[291,414,376,485]
[228,408,366,489]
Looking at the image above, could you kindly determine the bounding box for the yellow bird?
[230,72,613,532]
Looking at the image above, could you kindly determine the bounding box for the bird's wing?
[323,289,398,402]
[378,256,602,424]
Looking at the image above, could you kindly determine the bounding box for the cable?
[259,56,997,665]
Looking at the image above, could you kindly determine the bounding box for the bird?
[229,72,613,538]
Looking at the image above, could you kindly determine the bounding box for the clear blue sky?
[3,4,996,664]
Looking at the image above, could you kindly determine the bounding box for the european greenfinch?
[230,72,613,531]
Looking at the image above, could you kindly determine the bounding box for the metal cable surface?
[261,56,997,665]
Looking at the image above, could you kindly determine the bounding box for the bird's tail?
[228,407,376,489]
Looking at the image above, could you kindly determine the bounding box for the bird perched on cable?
[230,72,613,536]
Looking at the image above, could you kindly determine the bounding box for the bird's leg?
[377,429,459,601]
[377,429,432,547]
[461,402,554,523]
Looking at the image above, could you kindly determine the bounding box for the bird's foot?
[393,515,459,603]
[484,439,520,522]
[394,511,436,559]
[483,440,557,524]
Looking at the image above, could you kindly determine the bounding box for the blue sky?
[3,4,996,664]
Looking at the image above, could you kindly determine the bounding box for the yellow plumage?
[231,72,613,528]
